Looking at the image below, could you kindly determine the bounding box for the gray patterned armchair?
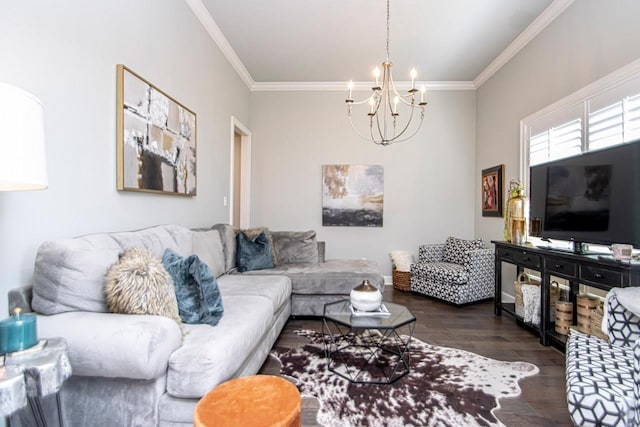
[566,288,640,426]
[409,237,494,305]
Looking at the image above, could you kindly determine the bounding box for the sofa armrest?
[417,243,445,263]
[37,312,182,380]
[9,285,34,314]
[606,292,640,347]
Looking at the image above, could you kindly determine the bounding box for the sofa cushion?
[216,274,291,314]
[37,311,182,380]
[162,249,224,326]
[212,224,237,273]
[237,259,383,295]
[104,248,181,327]
[271,230,318,264]
[442,236,484,265]
[191,229,226,278]
[411,261,468,285]
[32,225,193,315]
[166,295,274,398]
[236,231,274,273]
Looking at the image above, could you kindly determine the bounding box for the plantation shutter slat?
[589,101,623,150]
[625,93,640,142]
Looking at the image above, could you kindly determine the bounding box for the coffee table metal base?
[322,318,415,385]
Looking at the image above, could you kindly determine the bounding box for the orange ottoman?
[194,375,301,427]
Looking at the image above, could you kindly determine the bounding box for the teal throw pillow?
[236,231,275,272]
[162,248,224,326]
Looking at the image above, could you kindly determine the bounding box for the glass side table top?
[323,299,416,329]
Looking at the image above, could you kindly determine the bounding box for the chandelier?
[346,0,427,146]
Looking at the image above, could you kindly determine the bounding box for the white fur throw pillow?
[104,248,181,327]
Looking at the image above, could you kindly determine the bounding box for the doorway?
[230,117,251,228]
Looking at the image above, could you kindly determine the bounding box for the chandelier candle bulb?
[410,68,417,89]
[348,81,353,101]
[420,86,425,104]
[393,96,399,114]
[374,67,380,87]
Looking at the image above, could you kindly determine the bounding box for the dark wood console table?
[492,241,640,347]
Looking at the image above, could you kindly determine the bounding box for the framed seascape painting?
[116,64,197,196]
[322,164,384,227]
[481,164,503,217]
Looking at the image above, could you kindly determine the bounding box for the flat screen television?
[529,140,640,252]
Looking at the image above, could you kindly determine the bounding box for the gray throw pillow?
[162,248,224,326]
[442,236,484,265]
[272,230,319,264]
[104,248,181,327]
[236,231,275,272]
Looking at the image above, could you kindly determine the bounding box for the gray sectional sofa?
[9,223,383,426]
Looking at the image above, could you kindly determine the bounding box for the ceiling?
[197,0,567,89]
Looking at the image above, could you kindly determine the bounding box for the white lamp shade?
[0,82,48,191]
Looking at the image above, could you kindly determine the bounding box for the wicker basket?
[555,301,573,335]
[392,267,411,292]
[589,301,608,341]
[577,294,599,334]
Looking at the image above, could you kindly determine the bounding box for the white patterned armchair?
[409,237,494,305]
[566,288,640,427]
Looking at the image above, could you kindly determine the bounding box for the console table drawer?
[546,257,577,277]
[580,265,623,287]
[496,247,516,262]
[514,252,542,269]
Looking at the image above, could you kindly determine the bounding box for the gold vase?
[507,189,529,245]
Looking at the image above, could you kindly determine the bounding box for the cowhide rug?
[270,329,539,427]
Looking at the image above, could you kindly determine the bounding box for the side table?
[2,337,72,427]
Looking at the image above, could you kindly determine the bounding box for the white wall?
[475,0,640,242]
[0,0,250,315]
[250,89,476,275]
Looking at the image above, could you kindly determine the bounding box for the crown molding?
[251,81,476,92]
[184,0,254,89]
[473,0,575,88]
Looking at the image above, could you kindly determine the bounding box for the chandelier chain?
[386,0,390,61]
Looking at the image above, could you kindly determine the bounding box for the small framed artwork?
[116,64,197,196]
[481,164,504,217]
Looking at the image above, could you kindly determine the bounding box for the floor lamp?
[0,82,48,191]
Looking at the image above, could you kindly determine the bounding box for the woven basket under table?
[392,267,411,291]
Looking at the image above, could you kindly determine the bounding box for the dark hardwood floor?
[260,286,572,427]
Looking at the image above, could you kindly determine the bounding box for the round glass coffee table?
[322,300,416,384]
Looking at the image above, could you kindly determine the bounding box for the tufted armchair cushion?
[442,237,484,265]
